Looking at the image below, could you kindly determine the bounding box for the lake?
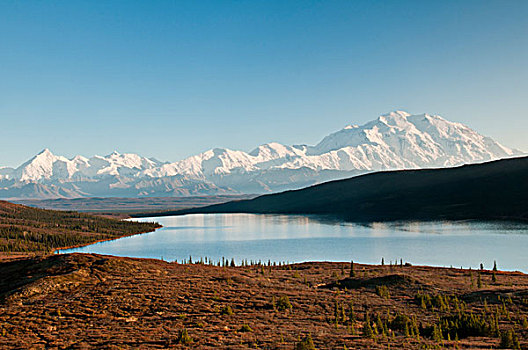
[58,213,528,272]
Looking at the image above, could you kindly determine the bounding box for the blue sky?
[1,0,527,166]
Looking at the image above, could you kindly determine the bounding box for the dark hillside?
[170,156,528,222]
[0,201,160,256]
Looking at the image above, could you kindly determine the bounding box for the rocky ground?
[1,254,527,349]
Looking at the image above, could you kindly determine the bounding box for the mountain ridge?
[165,156,528,222]
[0,111,522,199]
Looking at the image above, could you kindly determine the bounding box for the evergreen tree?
[220,305,234,315]
[404,322,410,338]
[177,329,193,344]
[295,333,316,350]
[276,295,292,311]
[375,314,385,337]
[363,313,374,339]
[334,301,340,326]
[348,302,355,324]
[432,324,443,342]
[500,330,515,349]
[519,317,528,330]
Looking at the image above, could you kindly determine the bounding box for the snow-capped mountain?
[0,111,522,199]
[12,149,164,181]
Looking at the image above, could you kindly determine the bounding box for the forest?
[0,200,160,255]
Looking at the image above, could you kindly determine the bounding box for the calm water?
[58,214,528,272]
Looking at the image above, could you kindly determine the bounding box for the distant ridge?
[166,156,528,222]
[0,111,522,199]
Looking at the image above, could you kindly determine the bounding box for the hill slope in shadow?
[167,156,528,222]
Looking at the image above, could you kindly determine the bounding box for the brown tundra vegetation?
[1,254,527,349]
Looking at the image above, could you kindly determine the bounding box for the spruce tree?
[348,302,355,324]
[177,329,193,344]
[295,333,316,350]
[432,324,443,342]
[363,312,375,339]
[500,330,514,349]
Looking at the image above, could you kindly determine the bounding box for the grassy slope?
[171,156,528,222]
[0,200,160,255]
[0,253,527,349]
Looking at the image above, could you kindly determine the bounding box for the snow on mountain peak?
[383,110,411,118]
[376,110,414,128]
[2,111,522,198]
[309,111,520,166]
[249,142,304,159]
[38,148,53,156]
[15,148,70,181]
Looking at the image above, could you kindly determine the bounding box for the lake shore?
[62,213,528,273]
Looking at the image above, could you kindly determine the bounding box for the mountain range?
[0,111,522,199]
[170,156,528,222]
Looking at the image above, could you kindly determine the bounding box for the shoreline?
[54,215,528,273]
[0,225,162,262]
[52,226,162,255]
[130,209,528,225]
[4,211,527,272]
